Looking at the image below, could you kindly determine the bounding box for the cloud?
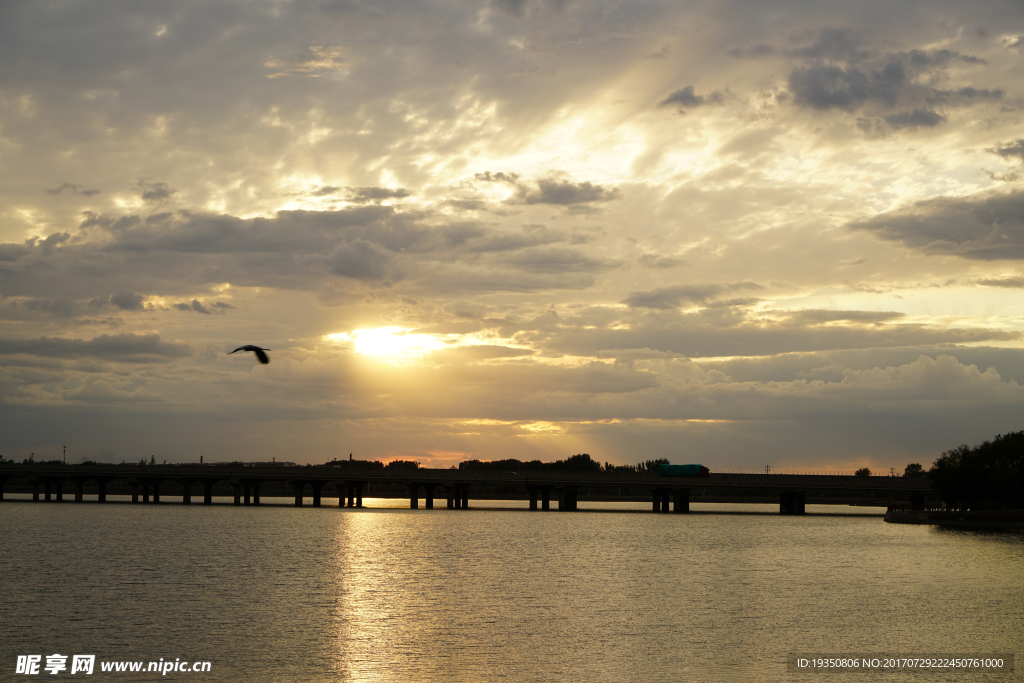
[786,41,1001,124]
[850,190,1024,260]
[109,291,146,310]
[883,109,946,130]
[134,180,176,203]
[347,187,412,203]
[0,333,190,361]
[777,309,905,325]
[512,177,620,205]
[474,172,520,185]
[637,254,687,269]
[658,85,724,110]
[315,239,405,280]
[312,186,342,196]
[264,45,347,79]
[622,283,761,309]
[46,183,100,197]
[989,139,1024,162]
[173,299,214,314]
[975,276,1024,288]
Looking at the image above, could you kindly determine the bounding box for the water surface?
[2,500,1021,681]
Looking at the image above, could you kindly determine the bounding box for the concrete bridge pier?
[131,482,139,503]
[136,479,161,503]
[780,490,806,515]
[96,477,112,503]
[232,483,241,505]
[201,479,217,505]
[73,477,85,502]
[32,479,40,501]
[291,480,306,507]
[409,483,419,509]
[181,478,196,504]
[242,482,251,505]
[651,487,668,512]
[250,480,262,505]
[311,481,324,507]
[423,483,438,509]
[338,481,362,508]
[674,489,690,513]
[43,480,52,501]
[527,485,554,510]
[559,486,579,511]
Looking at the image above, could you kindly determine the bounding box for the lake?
[2,498,1021,681]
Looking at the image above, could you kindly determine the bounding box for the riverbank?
[884,508,1024,531]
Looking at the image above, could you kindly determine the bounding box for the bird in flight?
[230,345,271,364]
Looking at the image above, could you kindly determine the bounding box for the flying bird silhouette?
[230,345,271,364]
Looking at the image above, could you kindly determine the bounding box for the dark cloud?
[173,299,212,314]
[849,190,1024,260]
[989,139,1024,162]
[0,242,33,262]
[312,186,342,196]
[622,283,761,309]
[975,276,1024,288]
[0,333,190,361]
[474,171,521,184]
[787,46,999,118]
[109,291,146,310]
[348,187,411,203]
[883,109,946,129]
[134,180,176,203]
[658,85,723,110]
[46,183,100,197]
[23,298,77,317]
[513,178,620,205]
[315,239,404,280]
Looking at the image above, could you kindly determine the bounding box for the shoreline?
[884,509,1024,531]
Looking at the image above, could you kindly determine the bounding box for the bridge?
[0,463,935,514]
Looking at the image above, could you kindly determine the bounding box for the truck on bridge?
[659,464,711,478]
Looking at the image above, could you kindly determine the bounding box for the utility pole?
[63,445,66,464]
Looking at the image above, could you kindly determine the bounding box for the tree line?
[928,431,1024,510]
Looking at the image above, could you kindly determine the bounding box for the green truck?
[659,464,711,478]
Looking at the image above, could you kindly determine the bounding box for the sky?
[2,0,1024,471]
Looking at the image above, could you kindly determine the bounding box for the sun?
[327,327,448,364]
